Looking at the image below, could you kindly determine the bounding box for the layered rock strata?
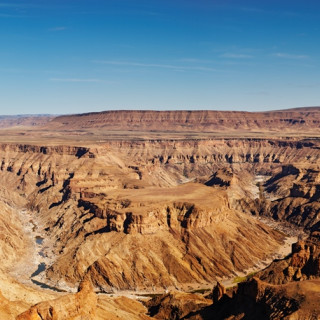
[147,234,320,319]
[0,138,308,291]
[49,109,320,133]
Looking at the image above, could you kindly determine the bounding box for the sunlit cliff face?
[1,110,320,319]
[0,137,318,292]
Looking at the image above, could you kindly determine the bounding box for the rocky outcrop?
[234,163,320,231]
[16,280,97,320]
[145,277,320,320]
[2,108,320,319]
[198,277,308,320]
[0,201,31,272]
[257,231,320,285]
[0,138,296,291]
[0,289,29,320]
[145,291,211,320]
[212,282,226,303]
[63,205,284,291]
[205,168,236,187]
[0,136,319,292]
[96,295,152,320]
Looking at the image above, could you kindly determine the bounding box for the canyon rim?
[0,109,320,319]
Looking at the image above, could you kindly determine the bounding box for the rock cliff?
[146,232,320,319]
[257,231,320,284]
[0,138,304,291]
[0,108,320,318]
[16,280,97,320]
[236,163,320,231]
[49,109,320,133]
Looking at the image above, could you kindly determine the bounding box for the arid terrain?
[1,108,320,319]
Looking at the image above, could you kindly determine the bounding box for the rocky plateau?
[0,109,320,319]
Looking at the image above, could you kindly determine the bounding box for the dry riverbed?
[10,207,305,302]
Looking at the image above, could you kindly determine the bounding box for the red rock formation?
[212,282,226,303]
[258,232,320,284]
[16,280,97,320]
[1,138,295,291]
[49,109,320,133]
[145,291,211,320]
[1,108,320,318]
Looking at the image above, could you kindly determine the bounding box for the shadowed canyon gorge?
[1,109,320,319]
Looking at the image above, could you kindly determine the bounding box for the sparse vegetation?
[233,272,256,284]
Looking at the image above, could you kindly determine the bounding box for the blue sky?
[0,0,319,115]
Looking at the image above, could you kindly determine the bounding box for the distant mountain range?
[1,106,320,133]
[0,114,54,128]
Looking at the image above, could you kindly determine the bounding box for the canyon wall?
[0,137,319,293]
[48,109,320,132]
[1,108,320,318]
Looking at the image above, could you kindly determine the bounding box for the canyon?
[0,109,320,319]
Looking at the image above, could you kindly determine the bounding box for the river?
[12,207,305,299]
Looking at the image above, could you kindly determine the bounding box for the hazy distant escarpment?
[48,108,320,132]
[0,115,53,128]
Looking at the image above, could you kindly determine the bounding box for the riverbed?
[11,207,305,300]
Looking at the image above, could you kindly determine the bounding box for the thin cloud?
[124,10,160,16]
[240,6,300,17]
[92,60,218,72]
[273,53,309,59]
[221,53,254,59]
[50,78,101,83]
[0,13,23,17]
[246,91,270,96]
[294,84,319,88]
[49,26,67,31]
[179,58,215,64]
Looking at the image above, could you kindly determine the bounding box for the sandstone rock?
[0,289,25,320]
[284,266,295,278]
[294,268,302,281]
[185,278,320,320]
[145,291,211,319]
[212,282,226,303]
[16,280,97,320]
[258,232,320,285]
[1,136,313,291]
[262,166,320,230]
[1,108,320,318]
[96,295,152,320]
[48,109,320,133]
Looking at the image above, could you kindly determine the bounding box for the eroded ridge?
[0,111,320,318]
